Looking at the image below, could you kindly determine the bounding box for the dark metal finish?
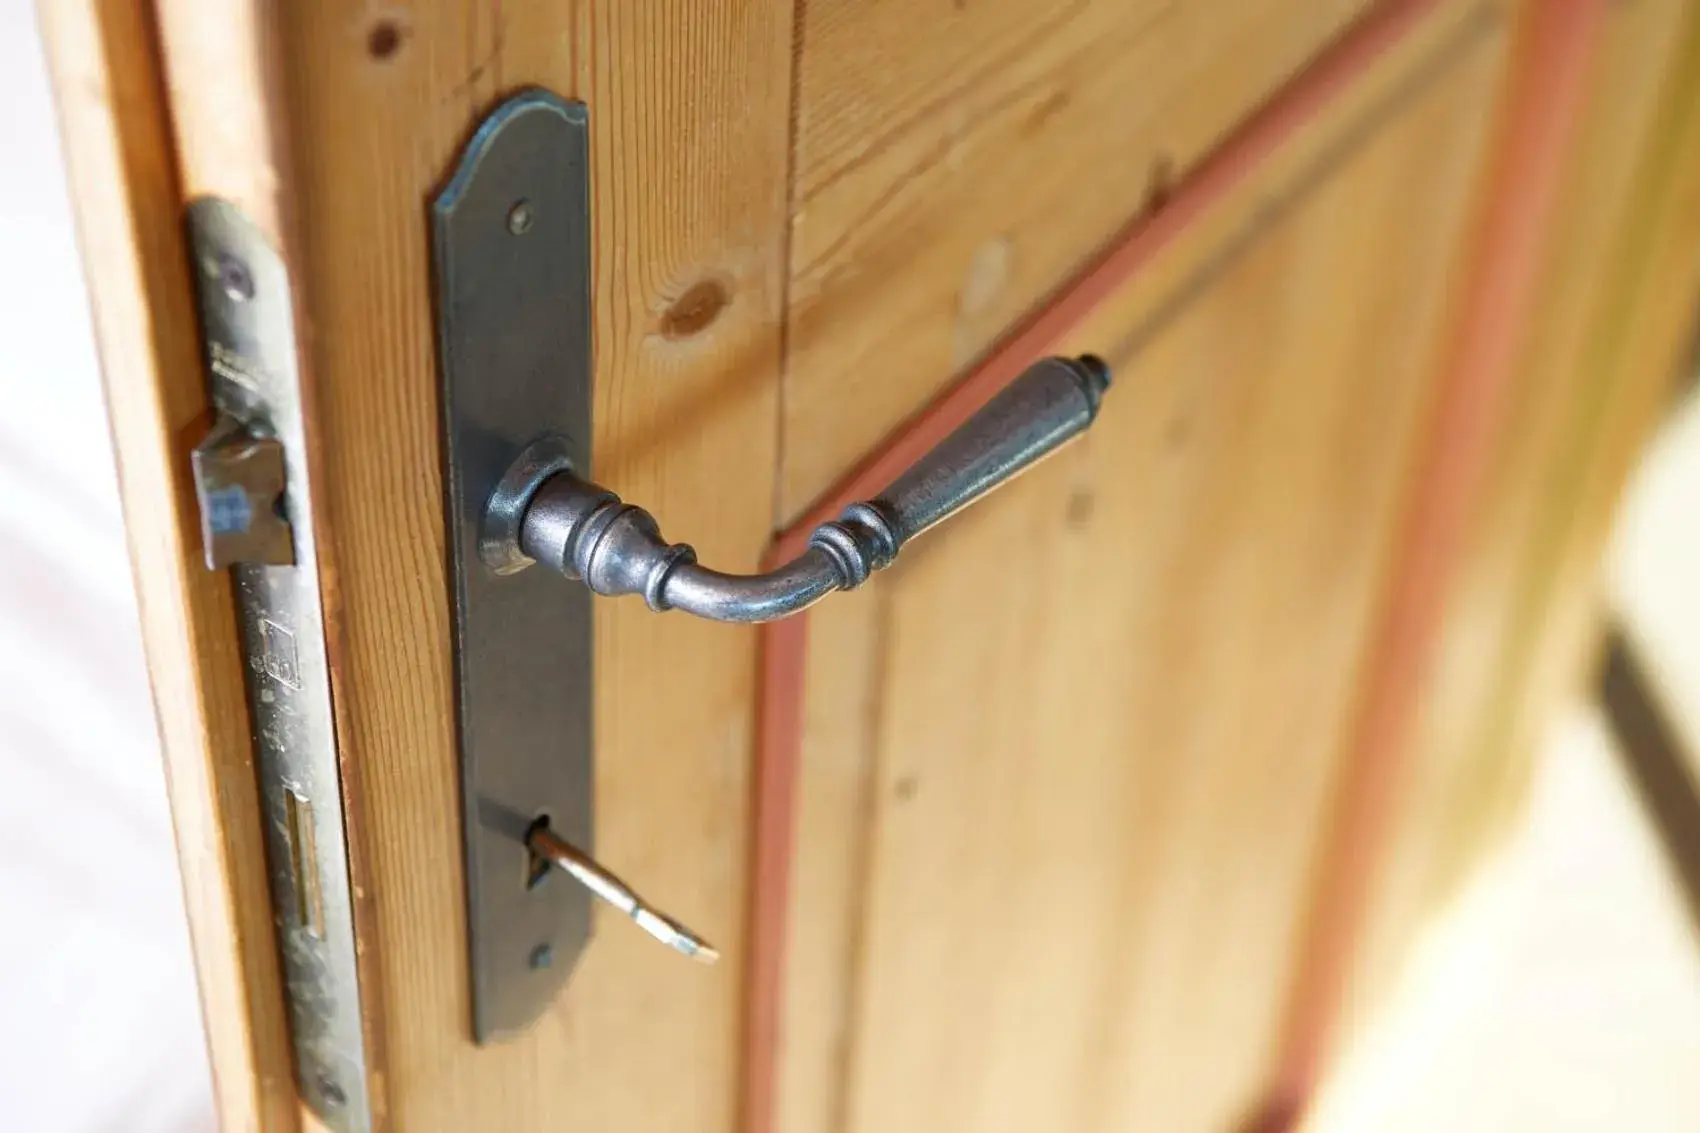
[436,95,1108,1038]
[479,434,576,576]
[187,199,371,1133]
[1599,624,1700,938]
[515,355,1112,623]
[433,89,596,1041]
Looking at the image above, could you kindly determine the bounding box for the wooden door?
[778,16,1506,1131]
[39,1,1700,1132]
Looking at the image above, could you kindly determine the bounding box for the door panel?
[780,0,1408,520]
[265,4,796,1131]
[1342,0,1700,1033]
[780,14,1507,1133]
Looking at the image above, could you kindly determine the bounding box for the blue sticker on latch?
[206,485,254,535]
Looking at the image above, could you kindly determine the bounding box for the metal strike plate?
[186,199,372,1132]
[432,89,595,1041]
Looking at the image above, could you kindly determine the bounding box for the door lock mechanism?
[434,89,1114,1040]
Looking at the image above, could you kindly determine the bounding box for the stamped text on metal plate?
[187,199,373,1133]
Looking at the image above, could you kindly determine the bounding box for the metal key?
[527,824,719,964]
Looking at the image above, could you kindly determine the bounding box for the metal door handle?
[433,91,1114,1038]
[485,354,1112,623]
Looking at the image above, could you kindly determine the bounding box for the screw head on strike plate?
[507,200,534,235]
[205,251,255,302]
[316,1074,347,1108]
[529,943,554,970]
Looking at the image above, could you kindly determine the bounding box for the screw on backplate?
[207,251,255,302]
[529,942,554,970]
[316,1074,347,1108]
[507,200,534,235]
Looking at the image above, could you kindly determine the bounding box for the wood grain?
[1264,3,1618,1108]
[778,12,1508,1132]
[151,0,291,242]
[263,2,795,1131]
[747,11,1483,1129]
[1480,1,1700,869]
[1334,0,1700,1042]
[36,2,300,1129]
[779,0,1389,521]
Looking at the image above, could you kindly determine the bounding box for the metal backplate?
[433,90,595,1040]
[186,199,372,1132]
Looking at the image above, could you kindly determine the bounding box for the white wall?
[0,3,216,1130]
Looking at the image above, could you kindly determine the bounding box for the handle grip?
[506,354,1111,623]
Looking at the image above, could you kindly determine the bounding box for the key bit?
[528,825,719,964]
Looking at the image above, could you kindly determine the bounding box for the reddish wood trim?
[1255,3,1608,1129]
[766,0,1447,568]
[743,614,809,1133]
[742,2,1454,1130]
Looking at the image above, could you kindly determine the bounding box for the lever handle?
[501,354,1111,623]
